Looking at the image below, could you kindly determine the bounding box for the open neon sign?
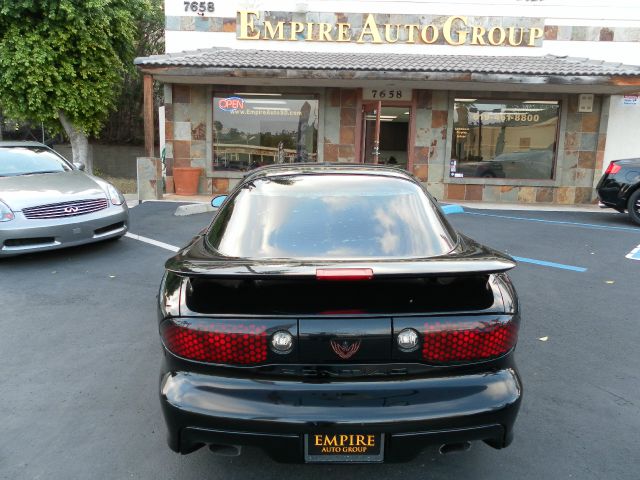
[218,97,245,112]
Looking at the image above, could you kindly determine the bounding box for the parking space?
[1,202,639,479]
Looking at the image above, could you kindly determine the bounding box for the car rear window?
[207,174,456,259]
[0,147,71,177]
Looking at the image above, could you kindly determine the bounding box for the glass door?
[361,102,411,168]
[361,101,381,164]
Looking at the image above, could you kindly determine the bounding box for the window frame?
[211,90,321,174]
[444,94,566,187]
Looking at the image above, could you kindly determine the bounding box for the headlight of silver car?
[0,199,15,222]
[105,184,125,206]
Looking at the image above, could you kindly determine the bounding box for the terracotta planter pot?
[173,167,203,196]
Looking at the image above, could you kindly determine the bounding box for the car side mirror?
[211,195,227,208]
[74,162,86,171]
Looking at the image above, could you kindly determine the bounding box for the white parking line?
[124,233,180,252]
[625,244,640,261]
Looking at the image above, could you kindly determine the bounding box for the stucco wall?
[603,95,640,171]
[54,144,144,178]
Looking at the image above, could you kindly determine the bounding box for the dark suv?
[157,164,522,463]
[597,159,640,225]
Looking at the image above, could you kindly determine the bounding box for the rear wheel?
[627,189,640,226]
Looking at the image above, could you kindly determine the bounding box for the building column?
[143,74,155,158]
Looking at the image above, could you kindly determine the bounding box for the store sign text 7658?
[363,88,411,101]
[184,1,214,15]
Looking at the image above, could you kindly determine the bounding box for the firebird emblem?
[330,339,361,360]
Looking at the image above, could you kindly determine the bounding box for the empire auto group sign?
[237,11,544,47]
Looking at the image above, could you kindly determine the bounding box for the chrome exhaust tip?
[439,441,472,455]
[208,444,242,457]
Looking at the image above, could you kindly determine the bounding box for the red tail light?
[605,162,621,175]
[161,319,268,364]
[422,318,518,363]
[316,268,374,281]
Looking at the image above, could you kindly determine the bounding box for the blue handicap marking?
[441,204,587,272]
[441,204,464,215]
[511,256,587,272]
[626,244,640,261]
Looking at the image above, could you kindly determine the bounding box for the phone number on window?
[470,112,540,122]
[184,1,214,13]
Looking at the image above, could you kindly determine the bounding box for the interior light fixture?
[244,99,287,105]
[365,115,397,120]
[234,92,283,96]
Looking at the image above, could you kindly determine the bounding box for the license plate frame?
[304,433,385,463]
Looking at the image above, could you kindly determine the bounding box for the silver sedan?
[0,141,129,256]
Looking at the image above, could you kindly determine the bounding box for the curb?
[454,200,611,213]
[174,203,217,216]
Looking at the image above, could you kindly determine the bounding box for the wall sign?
[238,11,544,47]
[622,95,640,106]
[578,94,594,113]
[362,88,412,101]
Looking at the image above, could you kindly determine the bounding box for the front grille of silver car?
[22,198,109,219]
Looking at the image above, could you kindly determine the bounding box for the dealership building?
[135,0,640,204]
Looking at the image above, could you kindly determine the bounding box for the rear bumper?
[596,183,628,212]
[0,206,128,256]
[160,366,522,462]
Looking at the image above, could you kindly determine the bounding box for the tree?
[99,0,164,144]
[0,0,147,172]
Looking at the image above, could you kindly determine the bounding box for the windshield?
[0,147,71,177]
[207,174,456,260]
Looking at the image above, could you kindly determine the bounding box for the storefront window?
[212,93,319,171]
[452,99,560,179]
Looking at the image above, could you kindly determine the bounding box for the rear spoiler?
[165,235,516,278]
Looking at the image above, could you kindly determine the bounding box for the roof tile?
[135,48,640,76]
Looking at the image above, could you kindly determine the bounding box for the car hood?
[0,171,107,210]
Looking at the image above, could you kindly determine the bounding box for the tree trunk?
[58,111,92,173]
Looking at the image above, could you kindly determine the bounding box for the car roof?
[0,141,51,148]
[242,163,418,183]
[614,158,640,165]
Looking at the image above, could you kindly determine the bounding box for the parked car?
[456,160,506,178]
[596,158,640,225]
[157,163,522,463]
[0,141,129,256]
[487,150,554,179]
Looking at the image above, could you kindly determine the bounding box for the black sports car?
[157,164,522,463]
[596,158,640,225]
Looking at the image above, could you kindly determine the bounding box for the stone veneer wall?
[411,91,450,201]
[167,12,640,46]
[323,88,359,162]
[162,84,608,203]
[164,84,222,195]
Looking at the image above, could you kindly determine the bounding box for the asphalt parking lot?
[1,201,639,480]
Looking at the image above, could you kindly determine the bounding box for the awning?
[135,48,640,93]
